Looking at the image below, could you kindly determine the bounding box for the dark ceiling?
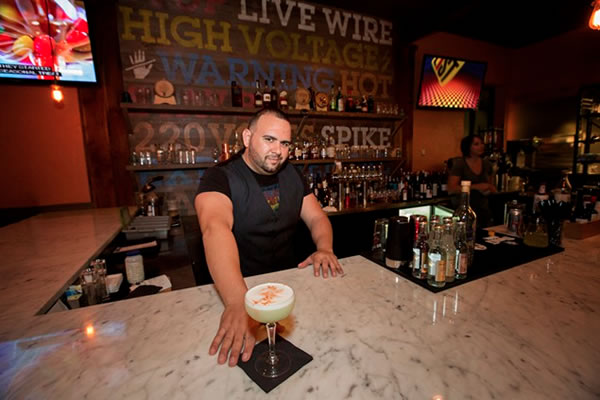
[319,0,592,48]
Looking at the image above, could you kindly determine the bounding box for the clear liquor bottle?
[454,221,469,279]
[442,223,456,282]
[452,180,477,267]
[427,225,446,287]
[412,221,429,279]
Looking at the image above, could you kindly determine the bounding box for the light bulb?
[51,84,64,103]
[590,0,600,30]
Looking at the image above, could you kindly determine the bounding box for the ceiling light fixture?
[590,0,600,30]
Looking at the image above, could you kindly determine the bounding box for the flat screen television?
[417,54,486,110]
[0,0,97,83]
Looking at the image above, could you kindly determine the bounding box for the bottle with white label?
[454,221,469,280]
[412,221,429,280]
[442,223,456,283]
[427,225,446,288]
[452,180,477,266]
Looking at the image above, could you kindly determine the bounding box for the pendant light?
[44,0,64,103]
[590,0,600,30]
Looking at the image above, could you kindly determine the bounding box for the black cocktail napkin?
[238,334,313,393]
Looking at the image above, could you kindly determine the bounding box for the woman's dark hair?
[460,134,483,157]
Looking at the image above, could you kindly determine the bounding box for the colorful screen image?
[0,0,96,83]
[417,55,486,110]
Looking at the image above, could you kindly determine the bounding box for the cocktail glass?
[245,283,295,378]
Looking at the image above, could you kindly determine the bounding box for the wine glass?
[245,283,295,378]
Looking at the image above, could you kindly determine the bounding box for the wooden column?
[79,0,134,208]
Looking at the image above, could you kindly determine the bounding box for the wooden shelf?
[120,103,406,121]
[126,157,404,172]
[290,157,403,165]
[126,163,215,171]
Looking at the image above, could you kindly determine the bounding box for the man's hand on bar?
[209,303,259,367]
[298,250,344,278]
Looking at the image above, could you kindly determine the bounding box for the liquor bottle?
[532,183,549,214]
[294,139,303,160]
[361,95,368,112]
[319,139,327,159]
[308,86,315,111]
[401,178,409,201]
[278,79,288,110]
[452,180,477,266]
[231,81,243,107]
[301,140,309,160]
[440,165,448,196]
[314,173,321,199]
[346,89,354,112]
[337,86,345,112]
[412,221,429,279]
[270,80,278,108]
[326,136,336,158]
[426,178,433,199]
[262,80,271,107]
[442,223,456,282]
[307,172,314,193]
[310,138,319,159]
[329,85,337,111]
[232,132,243,154]
[427,225,446,287]
[454,221,469,279]
[254,80,263,108]
[367,95,374,113]
[344,183,351,209]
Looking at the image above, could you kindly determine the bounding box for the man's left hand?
[298,250,344,278]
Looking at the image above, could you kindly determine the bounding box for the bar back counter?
[1,208,599,399]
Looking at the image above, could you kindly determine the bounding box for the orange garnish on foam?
[252,285,284,306]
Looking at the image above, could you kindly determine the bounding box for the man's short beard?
[249,147,282,174]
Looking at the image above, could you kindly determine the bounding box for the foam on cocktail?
[245,283,295,324]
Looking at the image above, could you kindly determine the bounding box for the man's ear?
[242,128,252,147]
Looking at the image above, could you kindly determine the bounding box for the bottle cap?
[461,180,471,186]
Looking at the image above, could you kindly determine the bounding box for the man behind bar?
[194,108,343,366]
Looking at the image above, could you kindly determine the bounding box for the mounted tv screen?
[0,0,96,83]
[417,55,486,110]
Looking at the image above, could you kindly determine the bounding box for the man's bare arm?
[195,192,257,366]
[297,194,343,278]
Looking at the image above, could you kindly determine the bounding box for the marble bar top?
[0,208,126,334]
[1,228,599,399]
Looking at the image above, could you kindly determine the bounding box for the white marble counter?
[0,225,599,399]
[0,208,125,335]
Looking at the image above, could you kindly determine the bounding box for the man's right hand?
[209,303,259,366]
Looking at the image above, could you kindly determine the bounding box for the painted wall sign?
[117,0,401,214]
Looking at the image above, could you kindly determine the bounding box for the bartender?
[195,108,343,367]
[448,134,496,226]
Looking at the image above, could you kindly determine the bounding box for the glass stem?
[265,322,278,366]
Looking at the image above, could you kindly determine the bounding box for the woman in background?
[448,135,496,227]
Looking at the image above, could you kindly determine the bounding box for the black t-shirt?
[197,157,310,213]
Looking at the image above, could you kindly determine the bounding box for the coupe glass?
[245,283,295,378]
